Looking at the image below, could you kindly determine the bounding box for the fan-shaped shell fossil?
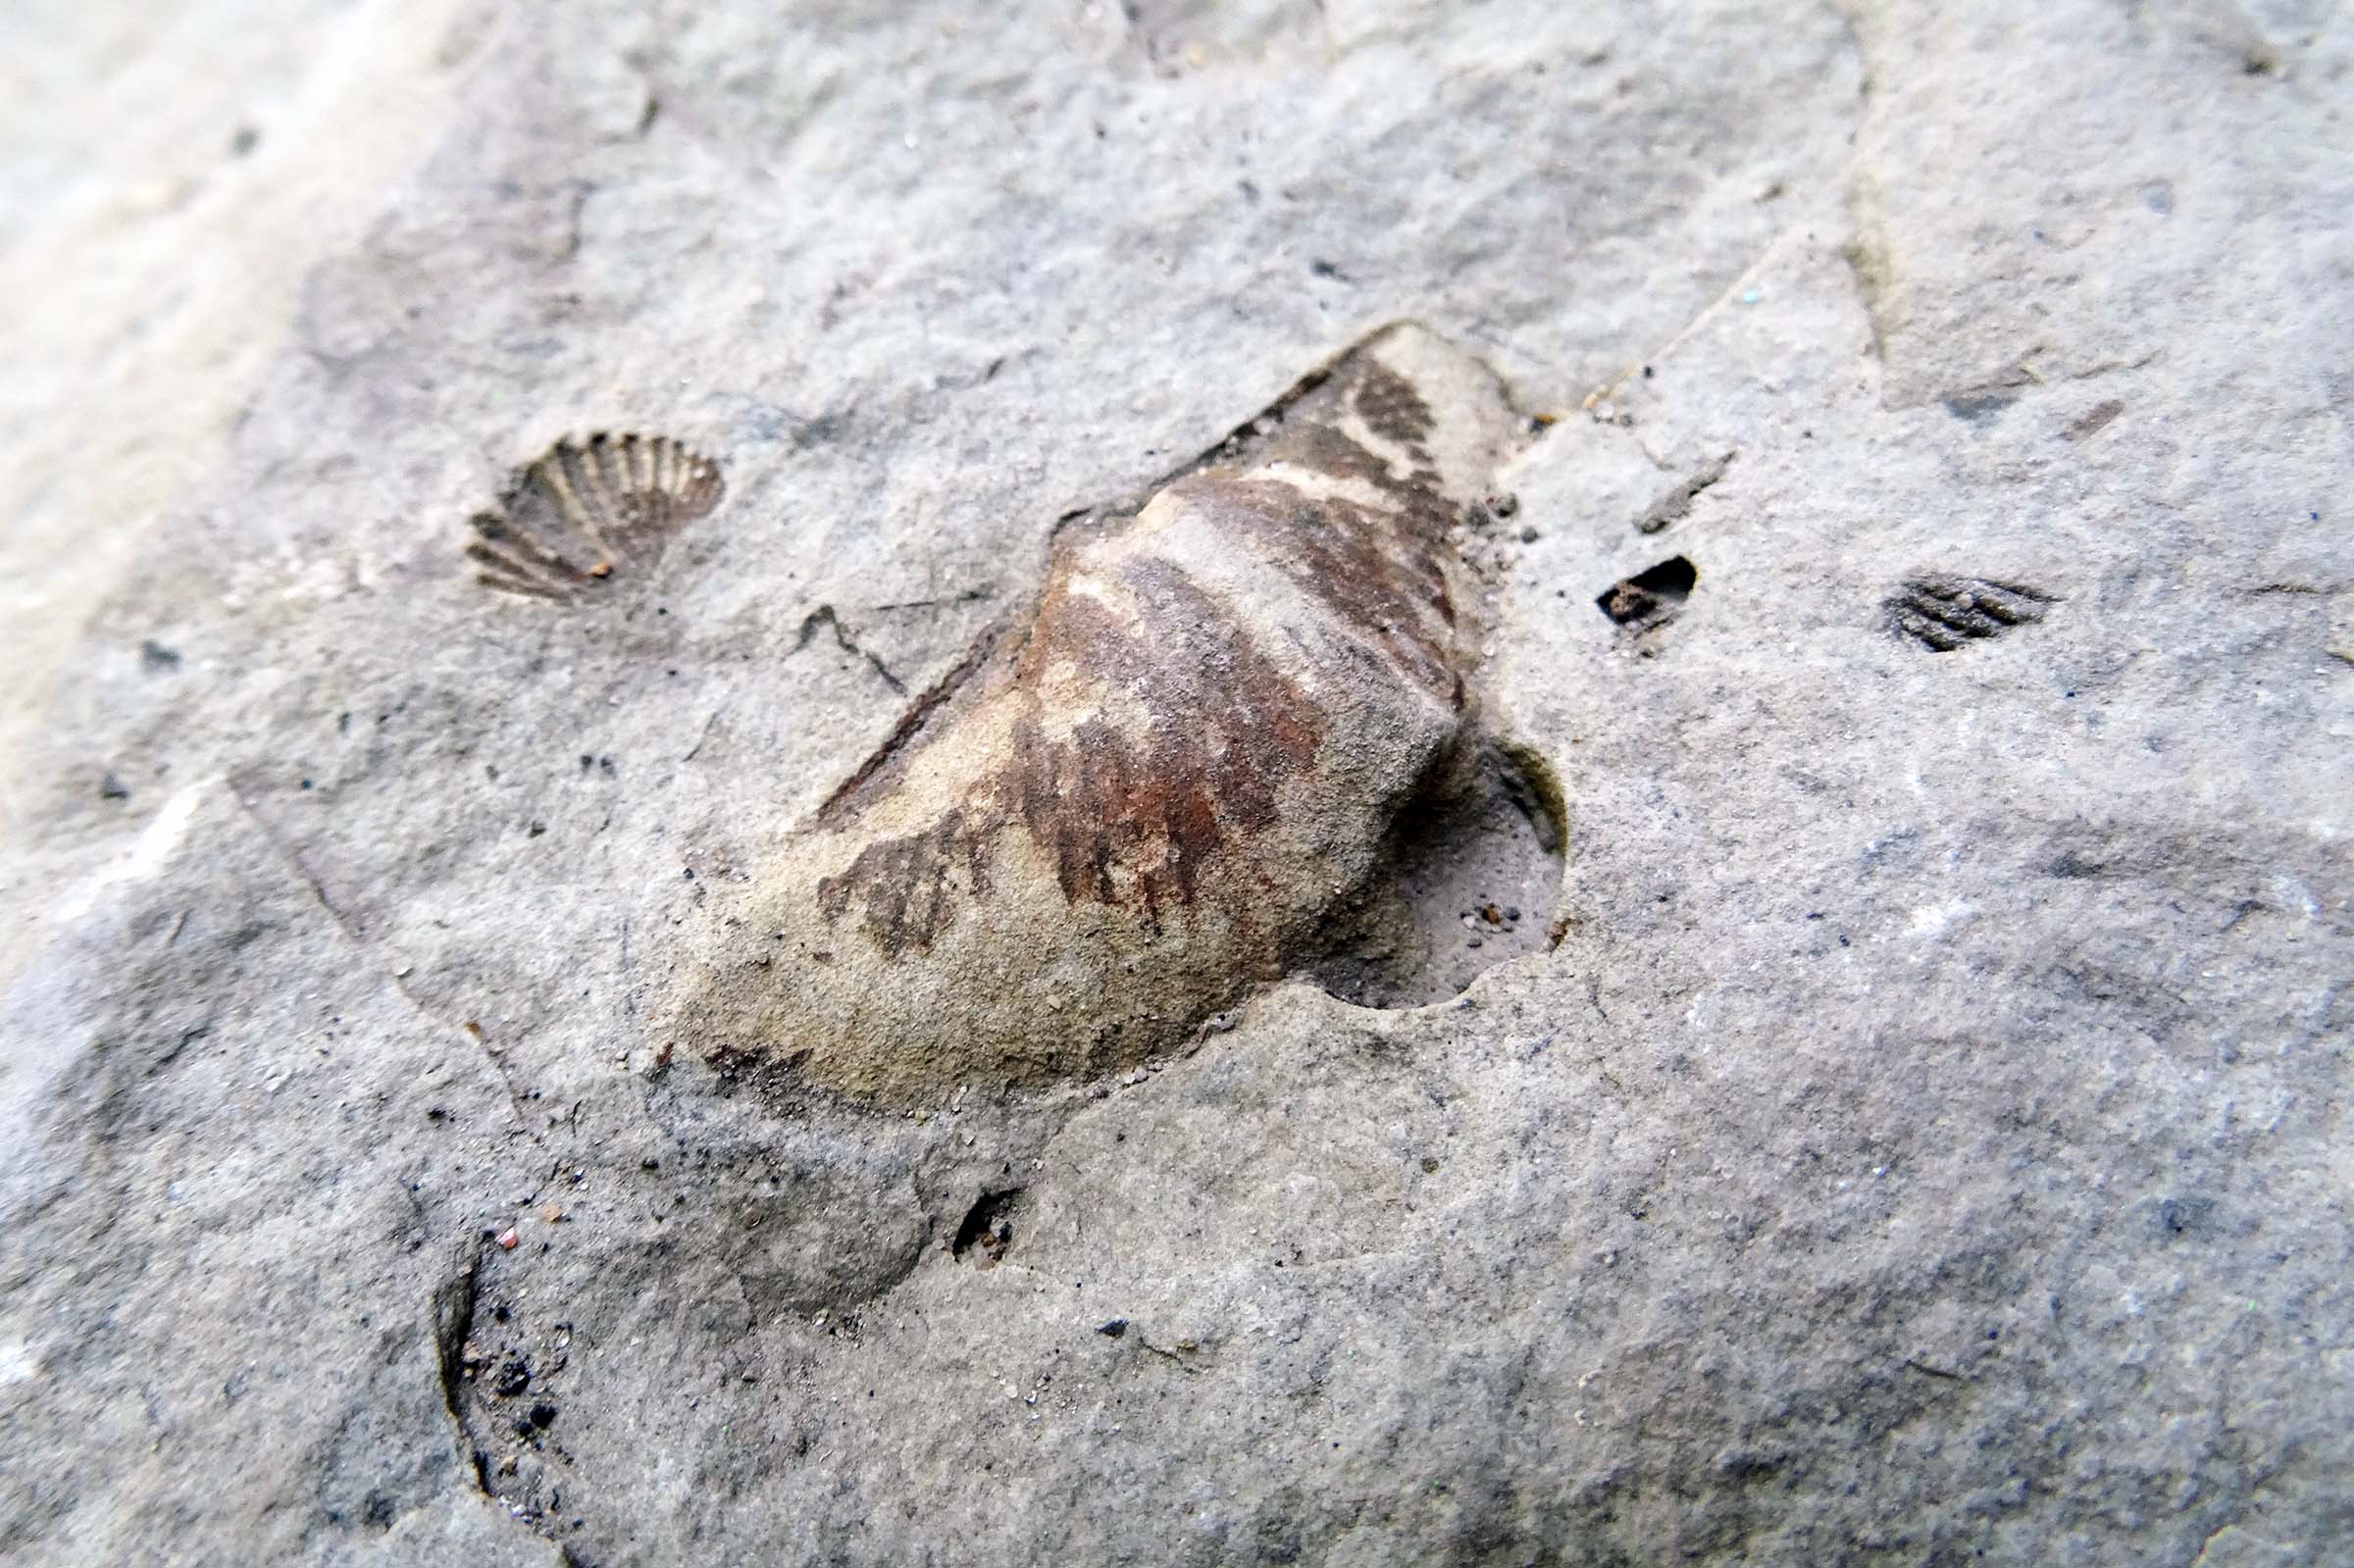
[467,432,723,601]
[1887,574,2052,650]
[654,325,1530,1104]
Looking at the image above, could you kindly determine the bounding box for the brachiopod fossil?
[656,325,1530,1102]
[467,432,723,601]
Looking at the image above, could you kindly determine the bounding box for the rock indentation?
[655,325,1548,1103]
[1306,742,1564,1008]
[1598,555,1698,633]
[466,432,723,602]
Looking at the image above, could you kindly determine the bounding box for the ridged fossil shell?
[655,325,1527,1104]
[1889,575,2052,650]
[467,433,723,601]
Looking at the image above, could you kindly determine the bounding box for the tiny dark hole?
[1597,555,1698,627]
[950,1188,1023,1267]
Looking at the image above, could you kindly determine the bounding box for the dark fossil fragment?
[1889,575,2053,651]
[467,432,722,602]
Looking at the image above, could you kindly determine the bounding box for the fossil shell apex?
[467,432,723,601]
[658,325,1524,1103]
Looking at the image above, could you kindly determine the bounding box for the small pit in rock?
[950,1188,1024,1267]
[1598,555,1697,632]
[1308,744,1565,1008]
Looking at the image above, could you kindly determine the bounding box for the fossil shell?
[467,432,723,601]
[656,325,1525,1104]
[1889,575,2052,650]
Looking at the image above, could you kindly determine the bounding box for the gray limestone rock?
[2,1,2348,1564]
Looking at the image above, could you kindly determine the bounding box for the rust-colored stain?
[818,555,1327,954]
[1350,360,1440,448]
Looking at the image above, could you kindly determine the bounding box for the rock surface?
[2,1,2348,1564]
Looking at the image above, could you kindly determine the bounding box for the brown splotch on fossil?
[654,324,1529,1104]
[815,559,1327,955]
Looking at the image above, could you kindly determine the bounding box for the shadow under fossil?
[651,323,1562,1105]
[1307,742,1565,1010]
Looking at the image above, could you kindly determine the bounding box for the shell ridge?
[557,439,627,568]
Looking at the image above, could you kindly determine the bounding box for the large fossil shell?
[467,432,723,601]
[655,325,1525,1103]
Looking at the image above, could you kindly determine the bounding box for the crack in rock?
[793,605,908,695]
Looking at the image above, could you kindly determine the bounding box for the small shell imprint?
[468,432,723,601]
[1889,575,2052,651]
[659,325,1525,1103]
